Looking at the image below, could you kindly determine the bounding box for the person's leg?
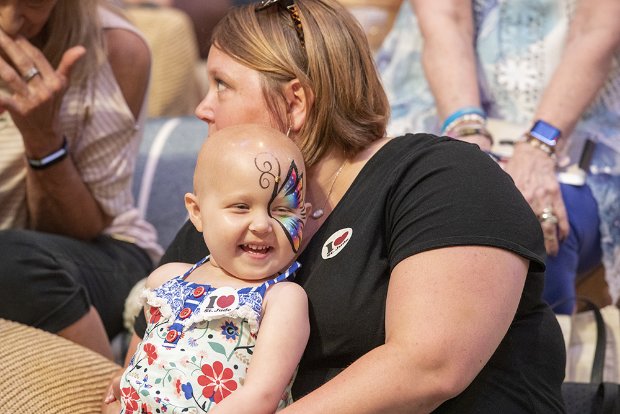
[58,306,114,359]
[0,229,152,357]
[543,183,602,314]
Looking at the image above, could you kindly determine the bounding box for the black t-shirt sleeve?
[387,135,545,272]
[159,219,209,266]
[133,307,148,338]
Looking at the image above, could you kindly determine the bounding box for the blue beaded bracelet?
[441,107,487,134]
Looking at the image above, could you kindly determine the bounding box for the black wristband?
[27,136,68,170]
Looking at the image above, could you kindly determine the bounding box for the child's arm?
[211,281,310,414]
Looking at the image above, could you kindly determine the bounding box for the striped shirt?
[0,7,163,263]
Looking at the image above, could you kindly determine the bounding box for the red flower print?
[120,386,140,413]
[149,307,161,324]
[197,361,238,403]
[143,343,158,365]
[141,402,153,414]
[174,378,182,396]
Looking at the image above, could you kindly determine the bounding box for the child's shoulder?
[264,281,307,305]
[145,262,193,289]
[262,282,309,324]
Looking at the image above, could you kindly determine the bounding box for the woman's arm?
[534,0,620,136]
[410,0,491,150]
[505,0,620,253]
[411,0,478,118]
[211,282,310,413]
[281,246,527,413]
[0,28,150,239]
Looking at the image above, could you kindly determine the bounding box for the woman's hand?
[0,29,85,156]
[504,141,569,255]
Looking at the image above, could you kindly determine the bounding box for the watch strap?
[529,119,561,147]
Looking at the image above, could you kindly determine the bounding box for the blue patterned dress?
[120,257,300,413]
[376,0,620,302]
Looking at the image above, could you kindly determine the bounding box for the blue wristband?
[441,107,486,133]
[529,119,561,147]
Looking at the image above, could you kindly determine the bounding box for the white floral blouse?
[120,256,300,413]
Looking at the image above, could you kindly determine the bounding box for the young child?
[116,124,311,413]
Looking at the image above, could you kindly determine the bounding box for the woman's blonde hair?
[211,0,390,166]
[38,0,107,83]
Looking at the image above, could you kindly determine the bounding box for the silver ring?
[23,66,40,83]
[539,207,558,225]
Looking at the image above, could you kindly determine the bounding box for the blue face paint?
[255,155,306,253]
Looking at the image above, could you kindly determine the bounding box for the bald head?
[194,124,305,195]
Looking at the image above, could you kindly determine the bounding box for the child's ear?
[184,193,203,232]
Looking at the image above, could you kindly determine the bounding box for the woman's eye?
[215,79,227,92]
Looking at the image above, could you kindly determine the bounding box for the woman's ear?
[283,79,313,133]
[184,193,203,232]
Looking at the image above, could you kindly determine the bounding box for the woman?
[377,0,620,313]
[109,0,565,412]
[0,0,162,358]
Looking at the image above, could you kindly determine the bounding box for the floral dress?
[120,256,300,413]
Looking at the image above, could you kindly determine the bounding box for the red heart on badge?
[217,295,235,308]
[334,231,349,246]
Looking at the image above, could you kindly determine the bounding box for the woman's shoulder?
[361,133,533,220]
[104,26,150,75]
[103,25,150,119]
[376,133,466,155]
[369,133,492,174]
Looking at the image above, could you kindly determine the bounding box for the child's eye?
[272,206,293,216]
[231,203,249,211]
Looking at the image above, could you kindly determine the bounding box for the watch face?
[530,120,560,146]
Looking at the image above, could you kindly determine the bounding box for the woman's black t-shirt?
[142,134,566,413]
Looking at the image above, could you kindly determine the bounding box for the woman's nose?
[0,6,24,37]
[195,94,214,124]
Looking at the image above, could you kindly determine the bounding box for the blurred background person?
[377,0,620,314]
[0,0,162,358]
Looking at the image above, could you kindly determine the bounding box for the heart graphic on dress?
[334,231,349,246]
[217,295,235,308]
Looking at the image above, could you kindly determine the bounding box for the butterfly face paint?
[255,154,307,253]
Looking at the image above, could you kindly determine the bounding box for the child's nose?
[248,212,273,234]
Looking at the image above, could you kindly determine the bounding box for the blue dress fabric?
[376,0,620,307]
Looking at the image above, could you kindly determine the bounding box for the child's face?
[195,149,308,281]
